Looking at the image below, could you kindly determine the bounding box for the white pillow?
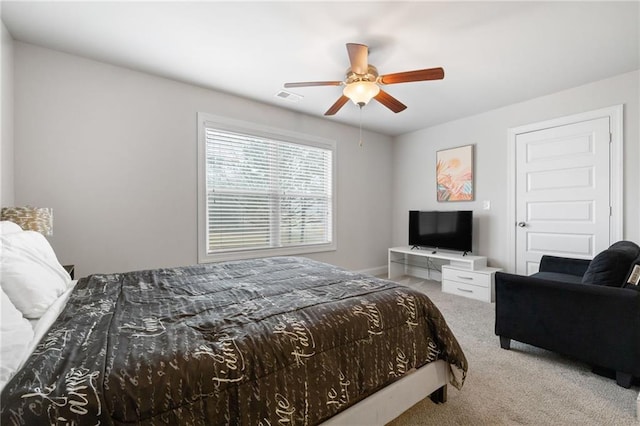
[0,221,23,235]
[0,288,34,391]
[0,231,71,319]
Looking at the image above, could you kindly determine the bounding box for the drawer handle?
[457,288,473,293]
[457,276,473,280]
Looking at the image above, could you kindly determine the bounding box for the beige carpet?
[386,277,639,425]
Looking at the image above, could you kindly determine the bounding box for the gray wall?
[13,42,393,277]
[11,41,640,278]
[1,22,14,206]
[391,70,640,270]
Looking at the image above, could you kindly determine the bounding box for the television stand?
[388,246,501,303]
[411,246,469,256]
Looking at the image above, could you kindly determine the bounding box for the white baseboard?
[357,265,387,277]
[355,266,444,281]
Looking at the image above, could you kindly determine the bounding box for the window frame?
[197,112,337,263]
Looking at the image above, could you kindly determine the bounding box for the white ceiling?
[2,1,638,136]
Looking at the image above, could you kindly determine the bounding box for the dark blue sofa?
[495,241,640,387]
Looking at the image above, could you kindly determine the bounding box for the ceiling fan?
[284,43,445,116]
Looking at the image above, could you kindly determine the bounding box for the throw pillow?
[0,231,71,318]
[623,256,640,291]
[609,240,640,255]
[0,221,22,235]
[581,242,640,287]
[0,288,34,391]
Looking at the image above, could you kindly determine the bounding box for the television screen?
[409,210,473,253]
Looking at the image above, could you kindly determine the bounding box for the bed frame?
[322,359,449,425]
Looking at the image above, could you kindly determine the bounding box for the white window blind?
[202,123,334,258]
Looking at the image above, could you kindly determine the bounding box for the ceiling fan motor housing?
[345,65,379,84]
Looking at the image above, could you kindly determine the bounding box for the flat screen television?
[409,210,473,254]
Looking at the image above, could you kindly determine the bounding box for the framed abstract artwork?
[436,144,474,202]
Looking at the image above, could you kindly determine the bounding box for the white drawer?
[442,267,490,288]
[442,280,491,302]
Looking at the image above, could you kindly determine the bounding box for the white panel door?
[515,117,611,275]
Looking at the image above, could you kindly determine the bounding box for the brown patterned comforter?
[1,257,467,425]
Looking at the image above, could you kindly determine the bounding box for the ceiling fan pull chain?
[359,105,364,147]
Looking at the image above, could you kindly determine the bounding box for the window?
[198,113,336,262]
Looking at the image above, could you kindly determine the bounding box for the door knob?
[517,222,527,227]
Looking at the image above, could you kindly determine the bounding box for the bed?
[0,224,467,425]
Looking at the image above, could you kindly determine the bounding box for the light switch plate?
[483,200,491,210]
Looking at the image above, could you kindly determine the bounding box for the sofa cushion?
[582,242,640,287]
[531,271,584,284]
[538,255,590,277]
[623,256,640,291]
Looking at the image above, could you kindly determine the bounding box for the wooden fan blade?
[346,43,368,74]
[379,67,445,85]
[284,81,342,88]
[374,89,407,113]
[325,95,350,116]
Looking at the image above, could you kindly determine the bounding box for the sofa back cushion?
[581,241,640,287]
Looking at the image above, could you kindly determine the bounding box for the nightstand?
[63,264,75,280]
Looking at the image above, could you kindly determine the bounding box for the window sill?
[198,243,337,264]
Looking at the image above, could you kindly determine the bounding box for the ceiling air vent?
[275,90,303,103]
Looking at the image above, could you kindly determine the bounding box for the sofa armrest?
[539,255,591,277]
[495,271,640,376]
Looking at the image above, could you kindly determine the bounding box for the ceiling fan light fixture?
[343,81,380,106]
